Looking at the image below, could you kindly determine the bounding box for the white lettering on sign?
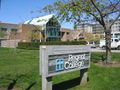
[40,45,91,77]
[64,54,85,70]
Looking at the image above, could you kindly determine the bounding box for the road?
[91,47,120,53]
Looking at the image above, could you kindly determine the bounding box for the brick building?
[0,22,19,40]
[18,24,42,42]
[61,28,84,41]
[24,14,61,42]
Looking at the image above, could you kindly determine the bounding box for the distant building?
[111,19,120,32]
[1,15,119,48]
[18,24,42,42]
[0,15,62,47]
[92,24,104,34]
[0,22,19,40]
[0,22,20,47]
[61,28,84,41]
[0,22,44,42]
[76,24,93,33]
[24,14,61,42]
[77,19,120,34]
[61,28,71,41]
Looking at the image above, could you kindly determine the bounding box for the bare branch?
[108,0,113,5]
[109,13,120,28]
[90,0,105,26]
[86,11,101,24]
[103,10,120,17]
[103,0,120,17]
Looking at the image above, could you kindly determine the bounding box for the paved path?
[91,48,120,53]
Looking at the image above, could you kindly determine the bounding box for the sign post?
[41,76,52,90]
[40,45,91,90]
[80,68,88,86]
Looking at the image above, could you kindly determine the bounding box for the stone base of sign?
[80,68,88,86]
[42,76,52,90]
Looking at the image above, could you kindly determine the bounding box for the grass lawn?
[0,48,120,90]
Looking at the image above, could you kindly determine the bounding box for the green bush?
[17,40,87,50]
[91,52,120,63]
[91,52,104,63]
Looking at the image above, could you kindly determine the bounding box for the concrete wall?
[1,40,20,48]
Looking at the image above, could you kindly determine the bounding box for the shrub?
[91,52,105,63]
[17,40,87,50]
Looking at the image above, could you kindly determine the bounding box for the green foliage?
[0,48,40,89]
[42,0,120,25]
[17,40,87,50]
[91,52,105,63]
[0,48,120,90]
[91,52,120,63]
[0,31,7,38]
[79,64,120,90]
[42,0,120,62]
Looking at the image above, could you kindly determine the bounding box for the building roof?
[24,14,54,26]
[61,28,73,32]
[0,22,19,27]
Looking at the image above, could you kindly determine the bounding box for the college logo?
[55,54,85,72]
[55,58,64,71]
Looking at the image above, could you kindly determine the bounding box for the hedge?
[17,40,87,50]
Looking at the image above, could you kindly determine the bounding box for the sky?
[0,0,74,29]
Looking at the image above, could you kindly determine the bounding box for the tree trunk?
[105,29,112,64]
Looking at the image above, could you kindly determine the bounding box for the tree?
[9,29,18,39]
[0,31,6,38]
[42,0,120,64]
[31,29,44,42]
[0,26,7,38]
[28,25,45,42]
[84,33,101,42]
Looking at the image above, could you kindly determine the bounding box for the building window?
[66,32,69,35]
[0,28,7,32]
[11,29,17,32]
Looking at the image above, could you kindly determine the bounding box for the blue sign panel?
[55,58,64,71]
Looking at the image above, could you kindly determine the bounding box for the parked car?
[87,41,97,48]
[99,32,120,50]
[99,38,120,50]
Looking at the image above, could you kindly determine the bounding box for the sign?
[40,45,91,77]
